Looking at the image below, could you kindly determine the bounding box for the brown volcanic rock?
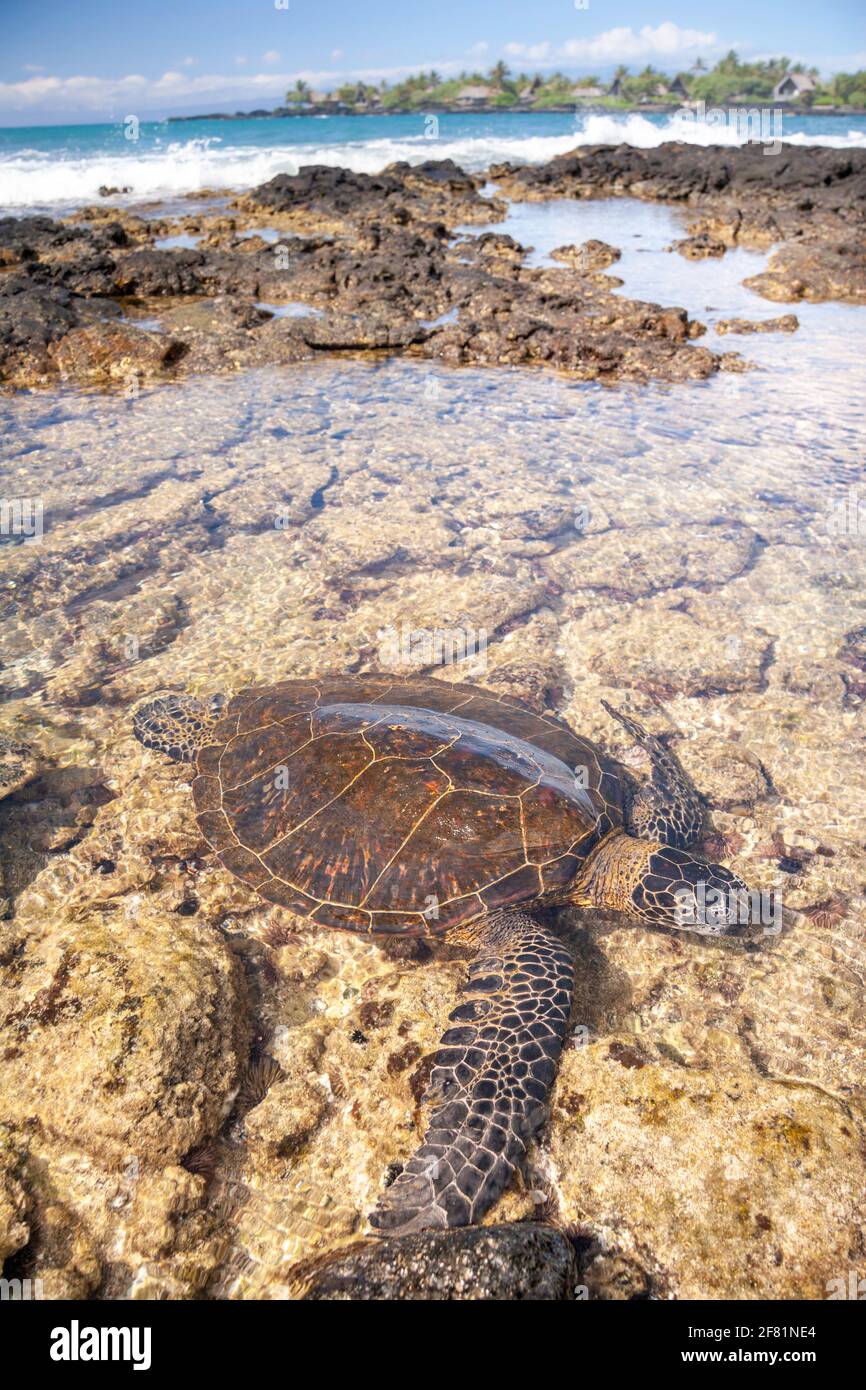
[2,142,862,388]
[672,232,728,259]
[716,314,800,334]
[0,196,721,388]
[489,142,866,217]
[491,142,866,304]
[242,158,504,229]
[550,239,622,271]
[50,323,187,387]
[743,238,866,305]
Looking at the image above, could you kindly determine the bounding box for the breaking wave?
[1,111,864,212]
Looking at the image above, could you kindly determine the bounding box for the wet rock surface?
[1,157,737,389]
[2,143,860,391]
[491,142,866,303]
[715,314,799,335]
[294,1223,580,1300]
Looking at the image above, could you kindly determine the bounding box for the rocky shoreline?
[1,142,863,393]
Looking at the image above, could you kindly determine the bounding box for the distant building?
[636,81,687,104]
[518,76,542,103]
[456,85,493,108]
[571,84,604,101]
[352,85,382,110]
[607,76,625,97]
[772,72,817,101]
[306,91,348,111]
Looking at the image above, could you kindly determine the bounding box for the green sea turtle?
[133,674,777,1236]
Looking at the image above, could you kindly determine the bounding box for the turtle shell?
[192,675,624,935]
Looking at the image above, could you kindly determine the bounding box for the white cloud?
[330,48,344,61]
[0,61,472,113]
[262,50,280,65]
[782,48,866,76]
[468,42,489,56]
[22,64,45,74]
[559,23,718,64]
[502,23,721,70]
[180,57,197,68]
[234,55,247,67]
[504,41,551,62]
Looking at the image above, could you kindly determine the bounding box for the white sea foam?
[0,114,863,211]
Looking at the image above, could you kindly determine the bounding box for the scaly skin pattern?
[369,910,575,1235]
[601,699,704,848]
[134,693,220,765]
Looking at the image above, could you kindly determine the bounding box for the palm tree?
[489,60,510,88]
[691,57,707,74]
[287,79,310,104]
[428,70,441,88]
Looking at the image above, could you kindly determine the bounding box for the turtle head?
[133,692,224,764]
[576,832,782,940]
[629,843,782,939]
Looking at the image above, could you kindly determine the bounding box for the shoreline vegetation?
[167,53,866,121]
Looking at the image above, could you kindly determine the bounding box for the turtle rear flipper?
[602,699,704,849]
[370,911,574,1236]
[133,693,222,764]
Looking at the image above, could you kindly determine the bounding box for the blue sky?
[1,0,864,124]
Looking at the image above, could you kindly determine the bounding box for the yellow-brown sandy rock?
[0,912,248,1164]
[548,1044,864,1299]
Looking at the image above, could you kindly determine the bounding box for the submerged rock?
[0,737,38,801]
[716,314,799,335]
[550,238,622,271]
[296,1223,579,1300]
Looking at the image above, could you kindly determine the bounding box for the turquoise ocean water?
[2,109,865,213]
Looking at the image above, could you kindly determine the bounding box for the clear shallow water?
[2,108,865,212]
[154,233,201,250]
[254,301,324,319]
[2,203,865,1292]
[458,197,863,446]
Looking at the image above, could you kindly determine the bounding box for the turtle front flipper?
[602,699,703,849]
[133,693,222,763]
[369,911,574,1237]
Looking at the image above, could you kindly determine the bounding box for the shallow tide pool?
[1,192,865,1297]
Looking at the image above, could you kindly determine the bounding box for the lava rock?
[298,1222,579,1300]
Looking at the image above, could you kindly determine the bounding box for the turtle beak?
[749,900,801,940]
